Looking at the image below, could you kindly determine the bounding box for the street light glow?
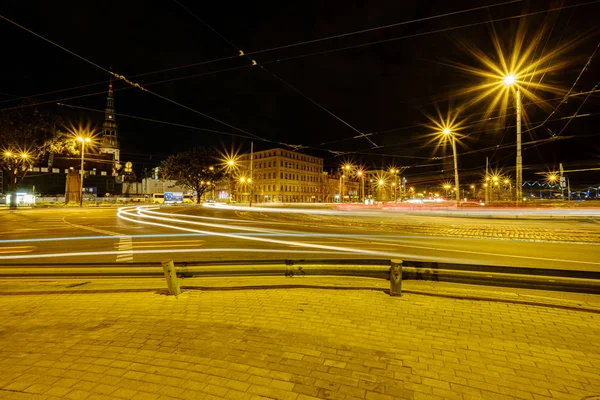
[443,128,451,135]
[503,74,516,86]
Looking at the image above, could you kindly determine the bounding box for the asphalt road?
[0,204,599,271]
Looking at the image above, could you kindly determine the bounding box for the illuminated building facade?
[237,148,323,203]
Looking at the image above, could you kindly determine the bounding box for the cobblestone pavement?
[244,212,600,243]
[0,278,599,400]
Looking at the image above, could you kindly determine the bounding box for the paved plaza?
[0,278,599,400]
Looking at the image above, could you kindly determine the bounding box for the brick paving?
[0,279,599,400]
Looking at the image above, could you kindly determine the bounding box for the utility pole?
[515,89,522,205]
[249,142,254,207]
[560,163,565,200]
[485,157,489,204]
[450,134,460,206]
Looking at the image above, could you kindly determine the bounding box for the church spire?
[99,78,120,167]
[104,78,116,129]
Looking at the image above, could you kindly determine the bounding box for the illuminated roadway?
[0,204,599,271]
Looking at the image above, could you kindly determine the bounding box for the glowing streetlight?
[443,183,451,198]
[356,170,365,202]
[76,136,92,207]
[501,74,523,202]
[339,164,353,203]
[503,74,516,86]
[443,128,460,205]
[425,110,464,206]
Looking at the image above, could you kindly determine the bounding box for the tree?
[160,147,225,204]
[0,103,73,208]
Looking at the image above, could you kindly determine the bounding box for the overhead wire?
[2,2,597,116]
[0,0,524,107]
[2,1,598,164]
[57,103,297,146]
[522,37,600,136]
[0,13,267,142]
[172,0,379,148]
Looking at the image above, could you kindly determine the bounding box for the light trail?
[0,248,345,260]
[205,203,600,217]
[120,206,404,259]
[0,206,596,265]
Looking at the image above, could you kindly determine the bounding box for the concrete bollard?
[161,258,181,296]
[390,259,403,297]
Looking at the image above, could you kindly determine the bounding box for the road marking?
[134,243,204,248]
[61,217,123,236]
[133,240,205,245]
[115,237,133,263]
[0,246,36,254]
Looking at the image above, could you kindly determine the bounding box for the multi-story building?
[323,171,360,203]
[236,148,323,203]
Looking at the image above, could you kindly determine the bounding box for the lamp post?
[443,184,451,198]
[356,170,364,203]
[339,174,345,203]
[504,178,512,200]
[389,168,399,202]
[443,128,460,205]
[502,74,522,203]
[77,136,91,207]
[226,159,235,203]
[342,164,352,202]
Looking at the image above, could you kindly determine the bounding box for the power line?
[555,80,600,136]
[251,1,600,66]
[523,38,600,136]
[0,0,523,108]
[3,2,597,116]
[57,103,296,146]
[173,0,378,148]
[0,13,267,142]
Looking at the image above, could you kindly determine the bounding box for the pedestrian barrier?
[1,259,599,294]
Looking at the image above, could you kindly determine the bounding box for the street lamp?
[442,128,460,205]
[341,164,352,203]
[356,170,364,203]
[389,168,400,202]
[223,158,237,203]
[443,184,451,198]
[77,136,91,207]
[502,75,523,203]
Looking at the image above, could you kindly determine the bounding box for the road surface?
[0,204,598,271]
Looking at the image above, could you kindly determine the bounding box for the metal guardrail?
[1,258,599,295]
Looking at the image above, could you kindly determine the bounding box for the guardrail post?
[161,258,181,296]
[390,259,403,297]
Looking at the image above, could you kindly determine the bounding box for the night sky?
[1,0,599,185]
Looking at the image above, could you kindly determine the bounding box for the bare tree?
[160,147,225,204]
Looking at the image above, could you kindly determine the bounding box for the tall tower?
[99,79,120,172]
